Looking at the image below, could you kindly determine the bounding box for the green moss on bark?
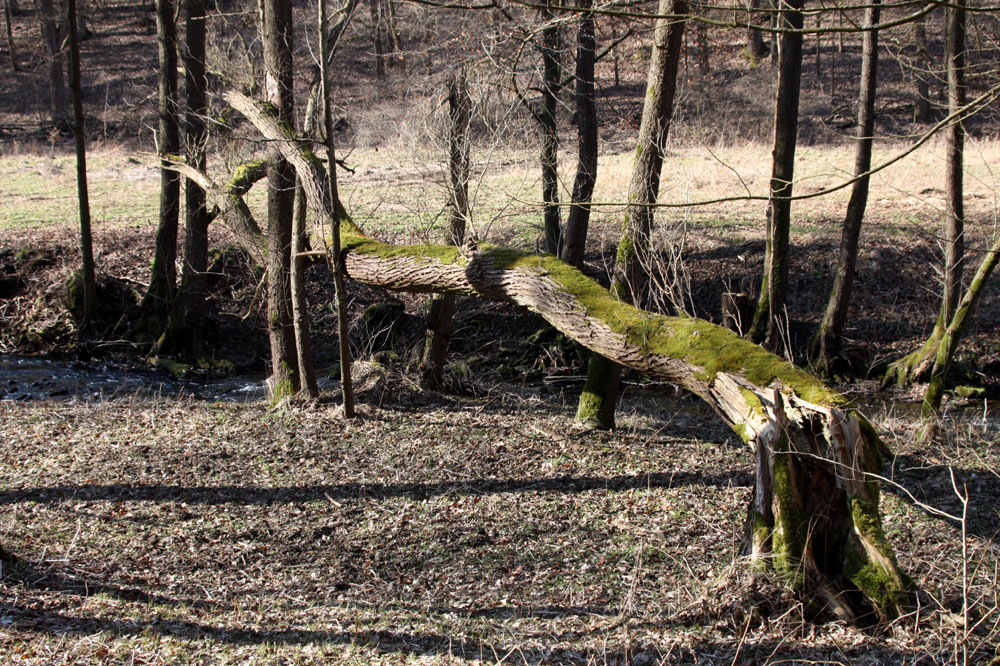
[845,497,910,611]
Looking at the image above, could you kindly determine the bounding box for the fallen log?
[214,91,913,622]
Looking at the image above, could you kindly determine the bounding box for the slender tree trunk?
[157,0,209,357]
[576,0,686,430]
[809,0,880,375]
[37,0,69,129]
[67,0,95,326]
[696,6,708,76]
[320,0,354,416]
[290,75,322,399]
[261,0,299,401]
[941,0,966,329]
[369,0,384,79]
[4,0,19,72]
[141,0,180,339]
[746,0,766,60]
[384,0,401,69]
[421,73,470,389]
[540,1,561,255]
[884,0,966,387]
[914,12,931,122]
[748,0,804,350]
[560,0,597,269]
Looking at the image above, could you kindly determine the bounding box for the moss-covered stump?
[214,88,914,621]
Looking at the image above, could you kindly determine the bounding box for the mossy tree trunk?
[421,73,470,389]
[748,0,803,350]
[809,0,881,376]
[885,0,965,388]
[140,0,180,340]
[921,235,1000,440]
[576,0,686,430]
[196,91,913,620]
[559,0,597,270]
[261,0,300,402]
[539,1,561,256]
[67,0,96,327]
[157,0,209,358]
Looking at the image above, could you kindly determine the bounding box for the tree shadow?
[0,468,752,507]
[883,452,1000,544]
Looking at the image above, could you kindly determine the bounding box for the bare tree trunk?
[696,7,708,76]
[560,0,597,270]
[885,0,966,387]
[261,0,300,401]
[539,1,561,255]
[748,0,804,350]
[67,0,95,325]
[576,0,686,430]
[157,0,209,358]
[914,12,931,122]
[369,0,384,79]
[141,0,180,339]
[809,0,881,375]
[746,0,766,60]
[290,75,322,399]
[4,0,19,72]
[37,0,69,129]
[384,0,401,69]
[320,0,354,415]
[421,73,470,389]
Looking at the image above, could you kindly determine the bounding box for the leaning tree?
[170,89,913,623]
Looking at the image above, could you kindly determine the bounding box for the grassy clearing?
[0,386,997,664]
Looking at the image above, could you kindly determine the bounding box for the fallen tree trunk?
[208,91,914,622]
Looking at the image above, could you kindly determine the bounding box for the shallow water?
[0,355,269,403]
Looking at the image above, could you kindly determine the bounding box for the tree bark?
[140,0,181,339]
[539,1,561,255]
[290,74,323,399]
[369,0,385,79]
[576,0,686,430]
[560,0,597,270]
[746,0,766,61]
[884,0,965,388]
[261,0,300,401]
[420,73,470,389]
[67,0,95,326]
[914,12,931,123]
[320,1,355,415]
[748,0,804,350]
[37,0,69,130]
[809,0,880,375]
[4,0,19,72]
[157,0,209,358]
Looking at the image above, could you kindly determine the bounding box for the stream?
[0,355,271,403]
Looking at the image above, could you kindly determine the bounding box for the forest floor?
[0,380,999,665]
